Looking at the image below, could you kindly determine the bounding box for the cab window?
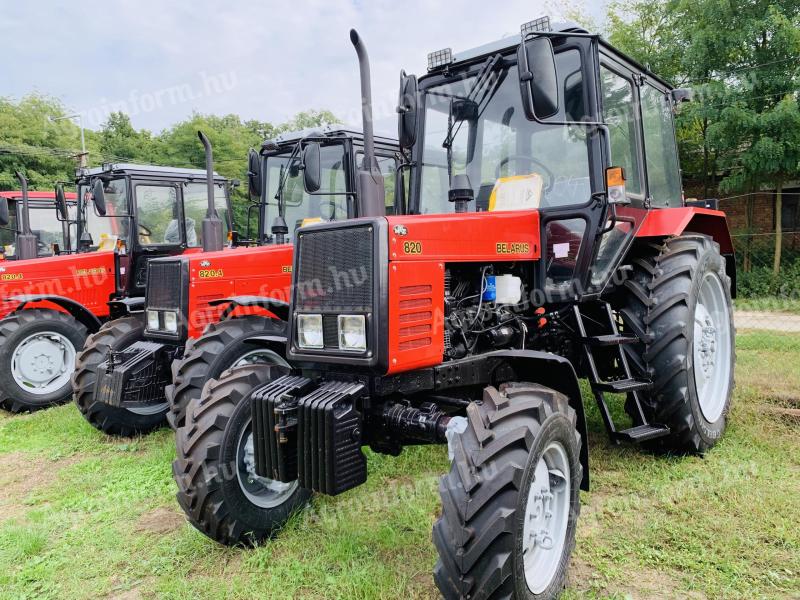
[600,65,643,198]
[182,183,230,248]
[84,178,130,250]
[640,84,682,207]
[135,185,180,246]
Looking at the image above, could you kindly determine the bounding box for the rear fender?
[636,207,735,296]
[208,295,289,321]
[240,333,289,357]
[487,349,590,491]
[8,294,103,333]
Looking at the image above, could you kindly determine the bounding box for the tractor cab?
[0,190,77,259]
[404,17,693,300]
[75,163,232,297]
[246,124,401,245]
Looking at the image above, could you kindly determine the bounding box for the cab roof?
[76,163,226,181]
[263,124,398,153]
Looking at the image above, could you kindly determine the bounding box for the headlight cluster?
[296,314,366,351]
[146,309,179,333]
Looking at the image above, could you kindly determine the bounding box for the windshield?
[182,182,230,247]
[0,201,74,256]
[418,53,591,214]
[83,177,129,251]
[263,143,349,242]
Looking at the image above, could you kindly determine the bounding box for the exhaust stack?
[14,172,38,260]
[350,29,386,218]
[198,131,224,252]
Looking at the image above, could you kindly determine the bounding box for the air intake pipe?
[198,131,224,252]
[14,172,38,260]
[350,29,386,218]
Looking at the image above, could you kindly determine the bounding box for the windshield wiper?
[271,142,304,244]
[441,54,504,181]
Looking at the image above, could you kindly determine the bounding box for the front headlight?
[146,310,159,330]
[338,314,366,351]
[297,314,324,349]
[163,311,178,333]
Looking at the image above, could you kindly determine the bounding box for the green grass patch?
[0,334,798,598]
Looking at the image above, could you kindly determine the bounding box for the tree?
[98,112,155,163]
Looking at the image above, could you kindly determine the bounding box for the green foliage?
[0,96,340,233]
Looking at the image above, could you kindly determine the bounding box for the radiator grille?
[295,226,373,312]
[145,260,183,310]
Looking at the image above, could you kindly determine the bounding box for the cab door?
[128,180,186,295]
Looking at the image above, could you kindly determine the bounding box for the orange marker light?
[605,166,627,204]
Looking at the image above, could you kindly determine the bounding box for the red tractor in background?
[0,147,233,412]
[70,127,402,436]
[174,20,735,598]
[0,185,77,260]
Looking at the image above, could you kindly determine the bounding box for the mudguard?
[208,295,290,321]
[487,349,590,491]
[7,294,103,333]
[107,297,146,319]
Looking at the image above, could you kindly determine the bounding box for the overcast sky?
[1,0,608,137]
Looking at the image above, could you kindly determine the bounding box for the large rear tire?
[165,316,287,430]
[173,364,311,546]
[0,309,87,413]
[72,315,166,436]
[617,234,735,452]
[434,383,582,600]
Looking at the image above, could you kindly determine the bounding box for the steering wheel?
[495,155,554,193]
[138,224,152,237]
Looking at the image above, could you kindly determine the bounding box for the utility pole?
[49,113,87,167]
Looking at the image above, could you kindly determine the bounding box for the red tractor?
[70,127,403,436]
[0,185,77,260]
[174,21,735,598]
[0,148,233,412]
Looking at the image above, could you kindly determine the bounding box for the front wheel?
[72,315,166,436]
[434,383,582,600]
[173,364,311,546]
[0,309,88,413]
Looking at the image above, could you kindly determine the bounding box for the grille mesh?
[295,226,373,312]
[146,260,182,310]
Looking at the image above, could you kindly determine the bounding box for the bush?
[737,259,800,299]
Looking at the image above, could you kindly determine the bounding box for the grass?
[734,296,800,314]
[0,332,798,599]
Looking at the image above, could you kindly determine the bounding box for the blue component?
[482,275,496,302]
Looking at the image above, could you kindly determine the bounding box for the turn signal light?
[605,166,628,205]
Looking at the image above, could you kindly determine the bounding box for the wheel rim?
[233,348,284,368]
[693,272,732,423]
[522,441,571,594]
[236,420,298,508]
[11,331,76,396]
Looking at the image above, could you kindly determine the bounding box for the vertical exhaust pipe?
[14,172,37,260]
[350,29,386,218]
[198,131,224,252]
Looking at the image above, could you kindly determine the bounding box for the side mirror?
[92,179,107,216]
[302,142,321,194]
[247,148,262,199]
[54,184,69,221]
[0,197,8,227]
[397,70,418,149]
[519,37,559,120]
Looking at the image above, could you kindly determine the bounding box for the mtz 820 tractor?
[72,127,402,436]
[0,183,77,260]
[0,147,232,413]
[175,21,735,598]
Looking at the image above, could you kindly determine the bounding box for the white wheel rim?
[11,331,76,396]
[236,423,298,508]
[522,441,571,594]
[693,272,732,423]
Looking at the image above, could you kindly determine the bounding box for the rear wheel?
[0,309,87,413]
[165,316,287,430]
[173,364,311,546]
[72,315,166,436]
[617,234,735,452]
[434,383,582,600]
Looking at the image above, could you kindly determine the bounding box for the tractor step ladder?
[573,303,670,444]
